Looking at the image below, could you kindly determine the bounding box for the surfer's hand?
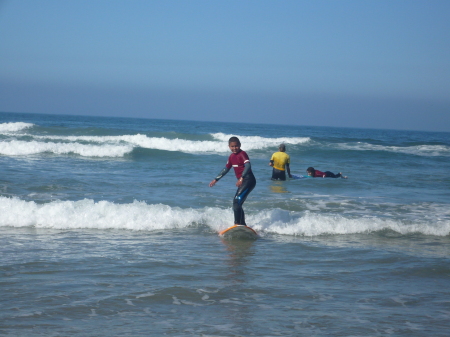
[236,178,243,187]
[209,179,217,187]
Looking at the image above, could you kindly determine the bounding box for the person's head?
[278,144,286,152]
[306,167,315,176]
[228,136,241,154]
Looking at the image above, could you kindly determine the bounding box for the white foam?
[1,197,448,237]
[0,122,34,133]
[336,142,450,157]
[115,134,230,153]
[0,140,132,157]
[135,292,155,299]
[252,209,450,236]
[25,134,227,153]
[0,197,231,231]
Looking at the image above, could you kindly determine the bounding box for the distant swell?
[1,197,448,237]
[336,142,450,157]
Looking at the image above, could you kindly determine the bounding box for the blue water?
[1,111,449,336]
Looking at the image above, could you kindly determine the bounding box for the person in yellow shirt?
[269,144,292,181]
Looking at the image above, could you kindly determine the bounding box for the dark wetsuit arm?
[241,162,252,179]
[286,163,291,176]
[214,167,230,181]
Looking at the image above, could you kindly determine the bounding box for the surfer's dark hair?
[307,167,315,176]
[279,143,286,151]
[228,136,241,145]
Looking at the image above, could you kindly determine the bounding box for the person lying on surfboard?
[209,136,256,227]
[306,167,348,179]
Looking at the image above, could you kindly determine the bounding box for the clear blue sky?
[1,0,449,131]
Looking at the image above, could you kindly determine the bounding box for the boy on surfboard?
[209,136,256,227]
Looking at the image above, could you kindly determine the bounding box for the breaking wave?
[0,124,311,157]
[0,122,34,133]
[1,197,448,237]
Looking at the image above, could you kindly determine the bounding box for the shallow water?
[2,227,449,336]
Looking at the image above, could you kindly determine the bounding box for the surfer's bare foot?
[340,173,348,179]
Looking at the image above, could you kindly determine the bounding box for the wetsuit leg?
[271,168,286,181]
[324,171,341,178]
[233,175,256,225]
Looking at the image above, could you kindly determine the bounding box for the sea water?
[0,111,449,336]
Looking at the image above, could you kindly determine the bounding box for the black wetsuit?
[214,150,256,226]
[324,171,342,178]
[232,172,256,226]
[271,168,286,181]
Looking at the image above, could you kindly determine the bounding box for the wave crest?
[0,122,34,133]
[0,140,132,157]
[1,126,312,156]
[211,133,311,150]
[253,209,449,236]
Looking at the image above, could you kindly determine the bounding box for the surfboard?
[291,174,311,179]
[219,225,258,240]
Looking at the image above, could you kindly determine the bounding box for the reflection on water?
[269,182,289,194]
[218,238,259,333]
[220,238,256,285]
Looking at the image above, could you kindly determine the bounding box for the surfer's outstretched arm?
[209,167,230,187]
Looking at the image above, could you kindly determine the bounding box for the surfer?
[209,136,256,227]
[306,167,348,179]
[269,143,292,180]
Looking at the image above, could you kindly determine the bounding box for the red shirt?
[226,150,250,179]
[314,170,325,177]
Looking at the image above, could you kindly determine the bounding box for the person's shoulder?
[239,150,250,158]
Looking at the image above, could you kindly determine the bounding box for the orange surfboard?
[219,225,258,240]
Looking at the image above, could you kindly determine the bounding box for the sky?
[0,0,449,132]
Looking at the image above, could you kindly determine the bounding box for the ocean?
[1,111,449,336]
